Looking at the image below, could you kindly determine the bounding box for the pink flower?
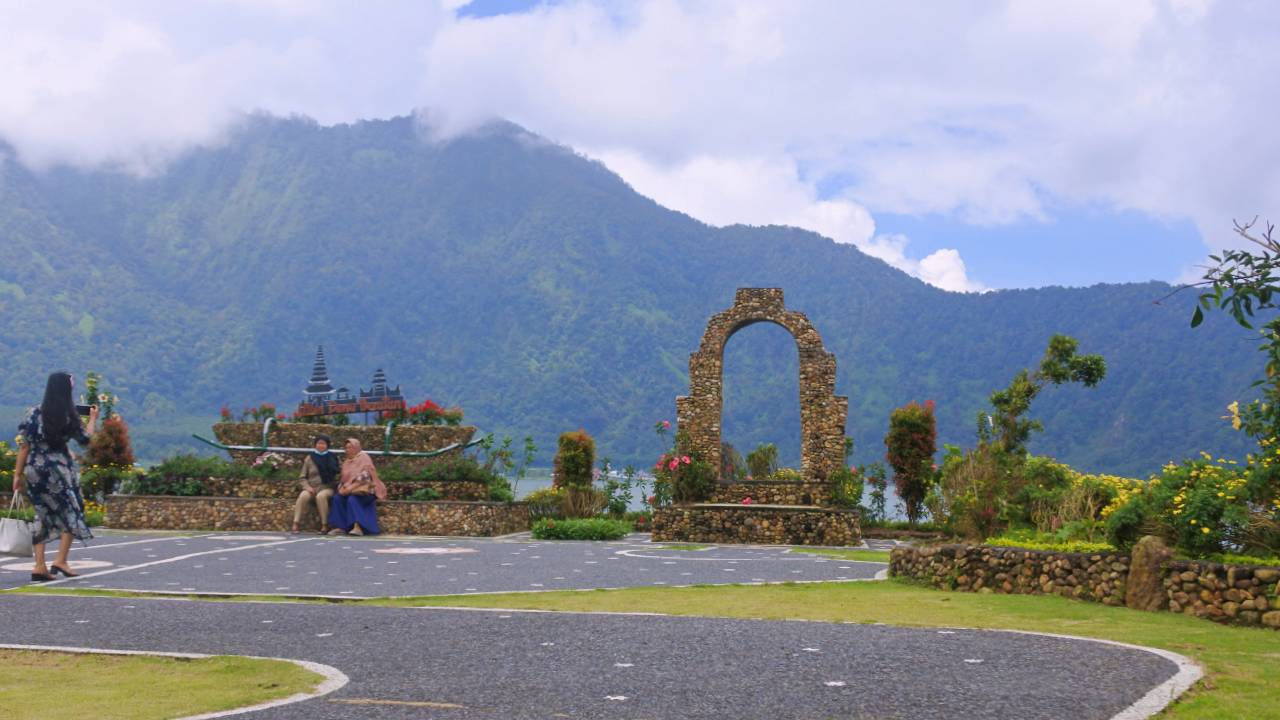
[668,459,679,470]
[662,420,671,429]
[742,497,753,505]
[681,455,691,465]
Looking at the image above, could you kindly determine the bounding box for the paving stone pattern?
[0,531,882,596]
[0,595,1183,719]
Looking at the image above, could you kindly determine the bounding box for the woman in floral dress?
[13,372,98,582]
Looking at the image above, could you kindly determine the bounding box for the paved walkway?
[0,594,1181,720]
[0,530,887,597]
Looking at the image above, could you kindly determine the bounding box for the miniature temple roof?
[304,345,336,397]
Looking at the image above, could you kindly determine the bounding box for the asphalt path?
[0,594,1180,719]
[0,531,886,597]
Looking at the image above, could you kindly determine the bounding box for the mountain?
[0,114,1257,476]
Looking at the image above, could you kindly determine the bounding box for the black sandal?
[30,572,53,583]
[50,565,79,578]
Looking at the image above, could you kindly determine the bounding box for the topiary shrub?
[885,400,937,526]
[531,517,632,541]
[86,416,135,468]
[553,430,595,488]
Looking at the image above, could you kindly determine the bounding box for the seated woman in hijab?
[292,434,340,534]
[327,438,387,536]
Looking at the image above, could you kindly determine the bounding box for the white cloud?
[1,1,1278,289]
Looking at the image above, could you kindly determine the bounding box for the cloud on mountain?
[1,0,1276,291]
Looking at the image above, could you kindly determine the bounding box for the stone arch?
[676,288,849,481]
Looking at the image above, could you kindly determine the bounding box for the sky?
[1,0,1277,292]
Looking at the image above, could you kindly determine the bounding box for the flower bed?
[212,422,476,470]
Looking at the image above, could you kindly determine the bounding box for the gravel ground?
[0,531,885,596]
[0,594,1179,720]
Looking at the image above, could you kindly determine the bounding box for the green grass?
[791,548,891,563]
[0,648,323,720]
[11,580,1280,718]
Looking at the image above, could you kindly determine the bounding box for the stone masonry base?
[106,495,529,537]
[652,504,861,546]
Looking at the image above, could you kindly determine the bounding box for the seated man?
[293,434,339,533]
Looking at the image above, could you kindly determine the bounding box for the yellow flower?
[1218,492,1225,497]
[1201,527,1211,534]
[1190,519,1197,524]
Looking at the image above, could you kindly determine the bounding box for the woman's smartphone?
[75,404,93,415]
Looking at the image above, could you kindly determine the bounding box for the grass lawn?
[12,580,1280,718]
[790,547,891,563]
[0,649,323,720]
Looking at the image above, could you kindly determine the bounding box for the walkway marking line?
[0,642,348,719]
[40,538,312,587]
[72,534,216,551]
[616,547,890,563]
[329,698,469,709]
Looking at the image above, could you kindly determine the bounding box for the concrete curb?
[0,642,349,718]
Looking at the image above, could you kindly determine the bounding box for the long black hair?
[40,371,83,452]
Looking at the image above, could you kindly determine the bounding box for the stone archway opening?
[720,321,802,476]
[676,288,849,483]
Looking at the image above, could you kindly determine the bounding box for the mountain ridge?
[0,114,1256,475]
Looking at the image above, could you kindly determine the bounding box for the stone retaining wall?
[178,476,487,501]
[652,504,860,546]
[890,544,1128,605]
[1164,559,1280,628]
[212,422,475,470]
[710,481,831,506]
[891,544,1280,628]
[105,495,528,537]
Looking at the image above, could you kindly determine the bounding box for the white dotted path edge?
[0,642,348,719]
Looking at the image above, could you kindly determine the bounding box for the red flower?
[681,455,691,465]
[662,420,671,429]
[742,497,754,505]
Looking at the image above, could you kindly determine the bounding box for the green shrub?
[767,467,804,482]
[1103,453,1278,558]
[85,417,135,468]
[829,466,863,509]
[122,473,206,497]
[553,430,595,488]
[80,465,141,501]
[149,454,246,479]
[405,487,441,502]
[531,517,632,541]
[524,487,566,519]
[672,458,715,504]
[745,443,778,479]
[984,529,1116,554]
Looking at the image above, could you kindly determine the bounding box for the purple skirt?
[329,494,380,534]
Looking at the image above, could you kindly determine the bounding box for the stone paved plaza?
[0,531,1193,719]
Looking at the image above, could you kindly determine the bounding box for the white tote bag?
[0,490,34,557]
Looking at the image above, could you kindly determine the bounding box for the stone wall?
[891,544,1280,629]
[710,481,832,506]
[1164,559,1280,628]
[652,504,860,546]
[212,422,475,470]
[675,288,849,481]
[890,544,1128,605]
[180,476,487,501]
[105,495,528,537]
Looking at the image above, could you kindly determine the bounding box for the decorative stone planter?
[710,481,832,506]
[651,503,861,546]
[212,422,476,470]
[105,495,528,537]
